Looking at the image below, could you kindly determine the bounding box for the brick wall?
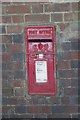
[1,1,79,118]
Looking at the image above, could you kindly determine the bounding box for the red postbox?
[26,26,56,95]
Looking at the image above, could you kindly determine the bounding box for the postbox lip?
[25,26,56,41]
[25,25,55,31]
[25,24,56,33]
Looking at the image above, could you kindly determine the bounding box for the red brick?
[12,52,24,62]
[12,15,24,23]
[10,80,24,87]
[70,51,78,60]
[25,14,50,23]
[59,79,71,88]
[16,97,31,105]
[2,53,12,61]
[2,62,10,70]
[7,25,22,34]
[2,106,15,114]
[45,4,54,12]
[2,16,11,23]
[58,23,70,31]
[2,62,23,70]
[51,96,60,104]
[54,3,70,12]
[61,96,69,104]
[45,3,70,12]
[58,70,73,78]
[63,52,74,60]
[57,61,70,70]
[69,51,79,60]
[16,97,32,106]
[64,88,78,96]
[2,88,14,96]
[72,2,78,11]
[64,106,78,113]
[3,5,31,14]
[28,106,51,113]
[15,88,24,96]
[25,99,33,105]
[64,12,78,22]
[28,106,39,113]
[2,71,13,81]
[3,97,31,106]
[2,79,11,88]
[2,84,9,90]
[51,13,63,22]
[32,4,43,13]
[39,106,51,113]
[13,62,23,70]
[2,35,12,43]
[14,71,25,79]
[3,97,17,105]
[6,44,23,53]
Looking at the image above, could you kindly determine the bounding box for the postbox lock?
[38,54,43,59]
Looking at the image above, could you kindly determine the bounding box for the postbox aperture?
[26,26,56,95]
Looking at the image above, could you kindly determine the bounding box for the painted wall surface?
[1,1,80,118]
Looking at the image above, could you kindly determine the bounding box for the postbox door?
[26,26,56,95]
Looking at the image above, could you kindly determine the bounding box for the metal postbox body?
[26,26,56,95]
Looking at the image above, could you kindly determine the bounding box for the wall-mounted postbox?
[26,26,56,95]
